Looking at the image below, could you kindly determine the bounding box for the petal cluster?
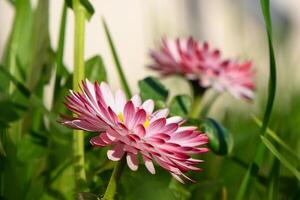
[61,80,208,183]
[149,37,255,100]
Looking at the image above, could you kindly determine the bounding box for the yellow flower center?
[118,113,124,122]
[118,112,150,128]
[143,119,150,128]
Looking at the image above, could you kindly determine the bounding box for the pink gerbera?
[149,37,255,100]
[60,80,208,183]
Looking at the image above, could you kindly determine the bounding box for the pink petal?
[123,101,135,126]
[142,100,154,114]
[146,118,166,135]
[115,89,127,113]
[131,94,142,107]
[107,144,125,161]
[143,156,155,174]
[126,153,139,171]
[134,124,146,137]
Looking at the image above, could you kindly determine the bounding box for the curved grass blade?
[261,136,300,180]
[102,18,132,98]
[236,0,277,199]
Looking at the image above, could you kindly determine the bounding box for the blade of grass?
[102,18,132,98]
[253,116,300,161]
[261,136,300,180]
[236,0,277,199]
[267,159,280,200]
[56,3,68,77]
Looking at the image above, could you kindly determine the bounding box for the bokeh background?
[1,0,299,199]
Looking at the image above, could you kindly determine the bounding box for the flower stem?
[73,0,86,188]
[103,157,126,200]
[188,81,205,118]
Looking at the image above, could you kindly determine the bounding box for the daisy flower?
[149,37,255,100]
[60,80,208,183]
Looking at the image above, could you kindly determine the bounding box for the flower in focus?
[60,80,208,183]
[149,37,255,100]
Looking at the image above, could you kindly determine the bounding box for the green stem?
[103,157,126,200]
[73,0,86,187]
[188,81,205,118]
[188,94,202,118]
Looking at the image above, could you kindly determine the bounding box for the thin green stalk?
[103,157,126,200]
[72,0,86,187]
[236,0,277,198]
[188,94,202,118]
[56,3,67,76]
[188,81,205,118]
[102,18,132,98]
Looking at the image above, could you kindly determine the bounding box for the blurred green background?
[0,0,299,199]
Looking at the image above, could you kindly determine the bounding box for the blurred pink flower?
[61,80,208,183]
[150,37,255,100]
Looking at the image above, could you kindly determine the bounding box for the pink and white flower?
[149,37,255,100]
[61,80,208,183]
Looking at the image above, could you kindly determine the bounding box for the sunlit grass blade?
[102,18,132,98]
[261,136,300,180]
[236,0,277,199]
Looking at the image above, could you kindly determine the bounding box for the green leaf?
[138,76,169,103]
[0,98,27,128]
[169,95,191,117]
[201,118,233,155]
[0,66,30,97]
[85,55,107,82]
[0,65,69,134]
[102,18,132,98]
[55,3,68,78]
[65,0,94,20]
[26,0,53,91]
[261,136,300,180]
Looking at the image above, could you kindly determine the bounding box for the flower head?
[61,80,208,183]
[149,37,255,100]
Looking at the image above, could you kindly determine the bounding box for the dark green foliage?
[201,118,233,156]
[169,95,191,117]
[85,55,107,83]
[138,76,169,103]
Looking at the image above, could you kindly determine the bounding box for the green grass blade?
[261,136,300,180]
[56,3,67,77]
[253,116,300,161]
[102,18,132,98]
[236,0,277,198]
